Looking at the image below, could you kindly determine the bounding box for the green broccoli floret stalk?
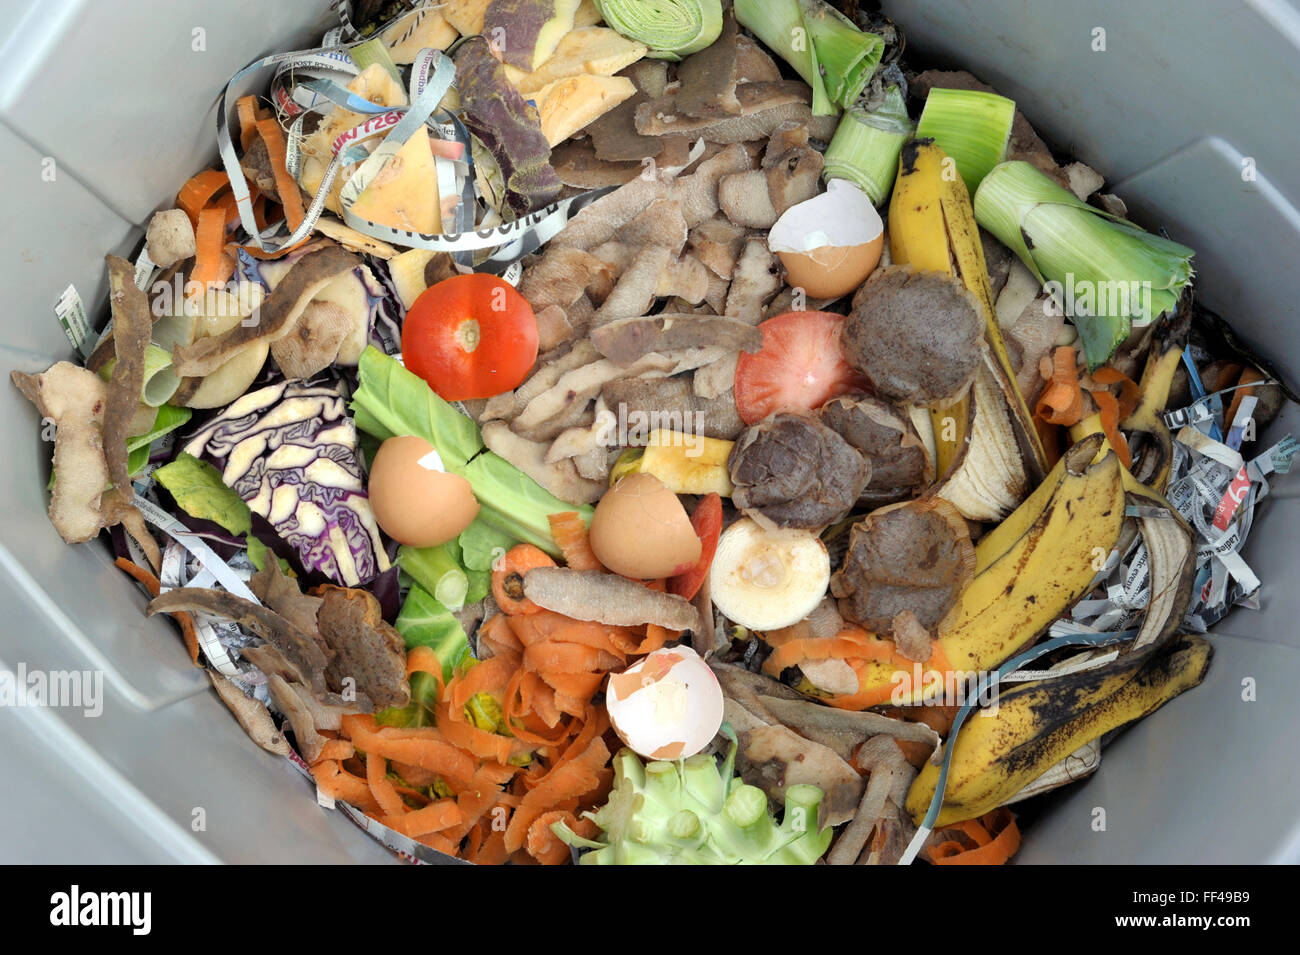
[552,730,832,864]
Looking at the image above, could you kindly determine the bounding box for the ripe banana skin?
[906,633,1213,826]
[1124,312,1189,494]
[974,433,1106,573]
[889,138,1047,521]
[935,445,1125,675]
[1068,415,1197,651]
[864,439,1125,706]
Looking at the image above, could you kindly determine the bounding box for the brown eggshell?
[777,234,884,300]
[589,472,702,579]
[368,435,480,547]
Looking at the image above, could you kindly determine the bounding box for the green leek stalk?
[974,160,1195,369]
[823,84,913,205]
[348,37,403,83]
[915,87,1016,196]
[735,0,884,115]
[595,0,724,60]
[796,0,883,109]
[396,542,469,611]
[98,344,181,407]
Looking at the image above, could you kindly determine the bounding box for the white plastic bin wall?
[1,0,1296,862]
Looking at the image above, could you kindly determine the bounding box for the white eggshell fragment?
[605,646,724,761]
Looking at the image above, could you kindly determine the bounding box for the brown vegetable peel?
[522,567,701,632]
[148,588,332,698]
[313,585,410,712]
[103,256,161,570]
[208,670,291,757]
[12,362,110,543]
[172,245,360,378]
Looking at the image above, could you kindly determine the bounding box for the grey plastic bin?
[1,0,1296,863]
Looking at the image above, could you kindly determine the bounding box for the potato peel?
[104,255,162,570]
[11,362,110,543]
[171,245,360,378]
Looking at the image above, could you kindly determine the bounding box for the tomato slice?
[733,311,870,424]
[668,493,723,600]
[401,273,539,401]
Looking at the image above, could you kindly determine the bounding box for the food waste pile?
[13,0,1296,865]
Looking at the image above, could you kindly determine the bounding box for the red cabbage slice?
[182,380,390,586]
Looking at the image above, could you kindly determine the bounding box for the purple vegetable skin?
[183,381,390,586]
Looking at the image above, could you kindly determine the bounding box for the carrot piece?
[366,750,406,818]
[1035,346,1086,426]
[341,715,477,789]
[386,798,463,838]
[762,632,903,675]
[552,688,586,719]
[1090,390,1132,469]
[505,608,585,646]
[548,511,604,572]
[953,817,994,847]
[634,623,677,655]
[524,641,623,674]
[446,654,518,715]
[389,760,439,789]
[176,168,231,226]
[255,117,305,231]
[447,769,512,842]
[1090,366,1142,420]
[823,660,901,711]
[405,644,446,695]
[927,808,1021,865]
[927,640,954,676]
[416,832,460,855]
[504,670,572,747]
[251,193,271,232]
[538,670,604,699]
[1224,366,1266,431]
[504,737,611,853]
[310,760,380,812]
[546,619,636,658]
[526,810,586,865]
[434,703,513,764]
[552,706,608,771]
[479,613,526,656]
[113,557,200,666]
[235,95,262,152]
[466,824,511,865]
[527,674,563,728]
[315,738,355,763]
[188,207,229,295]
[491,544,556,615]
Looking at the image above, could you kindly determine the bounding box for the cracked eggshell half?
[606,646,724,761]
[367,435,480,547]
[769,179,884,300]
[589,472,701,579]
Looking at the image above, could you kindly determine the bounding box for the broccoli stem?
[668,809,701,840]
[680,752,727,811]
[724,784,771,829]
[782,784,824,837]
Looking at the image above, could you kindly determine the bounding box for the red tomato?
[668,493,723,600]
[733,311,869,424]
[402,273,539,401]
